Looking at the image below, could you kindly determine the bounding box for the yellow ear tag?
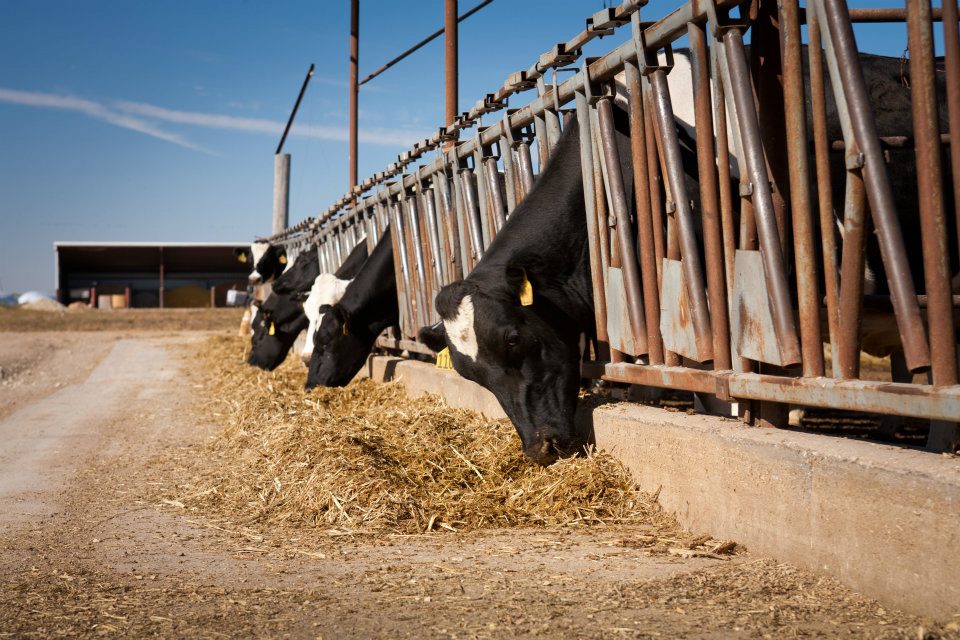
[435,347,453,370]
[519,271,534,306]
[237,253,248,263]
[278,254,287,265]
[268,322,275,336]
[342,322,349,336]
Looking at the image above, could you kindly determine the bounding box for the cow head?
[418,268,585,465]
[247,294,306,370]
[300,273,352,364]
[304,304,373,388]
[241,242,288,285]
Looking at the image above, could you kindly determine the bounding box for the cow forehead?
[250,242,269,266]
[442,294,479,361]
[304,274,351,322]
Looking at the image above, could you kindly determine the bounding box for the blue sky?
[0,0,932,293]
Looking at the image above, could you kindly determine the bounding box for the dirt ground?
[0,324,958,638]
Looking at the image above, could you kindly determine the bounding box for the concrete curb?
[364,354,960,620]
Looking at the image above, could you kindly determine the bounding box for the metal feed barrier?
[265,0,960,450]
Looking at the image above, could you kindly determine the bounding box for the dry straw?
[175,336,680,537]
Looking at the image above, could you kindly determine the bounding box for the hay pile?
[173,336,676,537]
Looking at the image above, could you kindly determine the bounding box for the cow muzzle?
[524,435,578,466]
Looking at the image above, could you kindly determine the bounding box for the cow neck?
[337,229,398,337]
[469,119,594,330]
[335,241,370,279]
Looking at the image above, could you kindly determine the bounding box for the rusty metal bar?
[836,169,868,379]
[908,0,958,391]
[515,138,536,198]
[648,68,714,362]
[720,30,801,367]
[483,154,507,234]
[446,0,458,131]
[575,73,610,354]
[945,0,960,269]
[845,7,943,22]
[499,121,519,213]
[781,0,824,378]
[807,10,841,377]
[819,0,931,373]
[624,59,664,365]
[689,23,731,371]
[597,96,648,355]
[710,40,737,361]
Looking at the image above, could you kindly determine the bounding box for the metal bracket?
[845,152,865,170]
[739,182,754,197]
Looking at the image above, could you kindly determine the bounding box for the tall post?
[349,0,360,189]
[272,153,290,235]
[445,0,458,130]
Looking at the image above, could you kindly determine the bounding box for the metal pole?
[349,0,359,190]
[359,0,492,86]
[445,0,458,131]
[276,64,315,155]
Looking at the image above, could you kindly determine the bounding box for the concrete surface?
[365,354,960,620]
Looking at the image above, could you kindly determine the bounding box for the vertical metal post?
[907,0,959,451]
[819,0,930,372]
[689,24,731,371]
[808,10,841,377]
[349,0,359,190]
[272,154,290,235]
[780,0,824,377]
[625,61,664,365]
[445,0,458,131]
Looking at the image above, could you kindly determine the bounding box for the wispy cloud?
[114,100,427,146]
[0,88,212,153]
[0,87,429,152]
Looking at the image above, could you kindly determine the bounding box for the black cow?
[247,241,369,371]
[418,109,631,465]
[234,242,289,285]
[418,49,955,464]
[305,228,399,389]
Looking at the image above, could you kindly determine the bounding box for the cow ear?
[418,322,448,353]
[505,265,534,306]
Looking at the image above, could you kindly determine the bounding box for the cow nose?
[300,349,312,365]
[524,437,561,466]
[249,273,262,284]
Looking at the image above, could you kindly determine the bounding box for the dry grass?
[169,336,704,544]
[0,307,244,332]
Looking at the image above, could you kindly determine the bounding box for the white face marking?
[442,294,478,361]
[249,242,269,283]
[300,273,352,363]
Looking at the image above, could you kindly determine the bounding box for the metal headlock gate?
[265,0,960,449]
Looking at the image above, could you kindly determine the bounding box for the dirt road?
[0,332,953,638]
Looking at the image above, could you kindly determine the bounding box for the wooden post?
[273,153,290,235]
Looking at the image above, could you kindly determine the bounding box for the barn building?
[54,242,250,308]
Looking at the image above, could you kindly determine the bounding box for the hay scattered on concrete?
[173,336,685,538]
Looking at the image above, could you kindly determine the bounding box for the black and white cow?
[418,108,634,465]
[246,241,368,371]
[305,228,399,389]
[235,242,289,285]
[299,242,372,364]
[418,48,955,464]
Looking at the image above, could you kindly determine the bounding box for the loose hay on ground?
[170,336,686,541]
